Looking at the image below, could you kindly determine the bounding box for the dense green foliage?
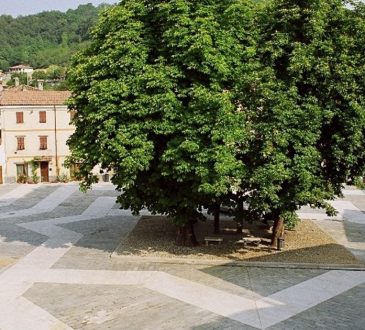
[68,0,365,240]
[6,72,28,86]
[68,0,255,227]
[0,4,111,71]
[241,0,365,226]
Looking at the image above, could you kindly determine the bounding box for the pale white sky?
[0,0,363,17]
[0,0,117,17]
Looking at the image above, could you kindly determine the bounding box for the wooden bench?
[235,237,261,247]
[204,237,223,246]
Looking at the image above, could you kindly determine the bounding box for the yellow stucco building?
[0,87,76,183]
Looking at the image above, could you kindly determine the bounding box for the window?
[39,136,47,150]
[16,137,25,150]
[16,112,24,124]
[16,164,28,177]
[39,111,46,123]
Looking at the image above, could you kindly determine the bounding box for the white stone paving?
[0,196,125,330]
[90,183,118,191]
[343,188,365,196]
[297,193,365,263]
[297,196,365,225]
[0,185,78,219]
[0,184,40,207]
[0,186,365,329]
[81,196,118,216]
[0,296,73,330]
[256,270,365,329]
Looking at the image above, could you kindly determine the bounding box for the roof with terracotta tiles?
[0,88,71,106]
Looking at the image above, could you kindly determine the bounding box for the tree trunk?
[270,217,284,247]
[175,220,199,246]
[236,200,244,234]
[189,220,199,246]
[213,203,220,234]
[236,220,243,234]
[175,225,187,246]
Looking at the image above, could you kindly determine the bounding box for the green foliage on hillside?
[0,3,111,71]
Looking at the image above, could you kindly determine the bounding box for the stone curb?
[110,252,365,271]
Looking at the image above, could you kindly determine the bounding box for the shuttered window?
[39,111,46,123]
[16,164,27,176]
[17,137,25,150]
[16,112,24,124]
[39,136,47,150]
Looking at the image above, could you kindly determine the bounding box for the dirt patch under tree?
[115,216,363,265]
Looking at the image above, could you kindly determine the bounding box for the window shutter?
[39,111,46,123]
[39,136,47,150]
[16,112,24,124]
[17,137,25,150]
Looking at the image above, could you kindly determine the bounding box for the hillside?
[0,3,111,71]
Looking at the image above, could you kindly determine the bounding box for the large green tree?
[68,0,256,243]
[69,0,365,247]
[237,0,365,244]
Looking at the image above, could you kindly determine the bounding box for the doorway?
[40,162,49,182]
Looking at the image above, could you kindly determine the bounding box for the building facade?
[0,88,74,183]
[8,65,34,75]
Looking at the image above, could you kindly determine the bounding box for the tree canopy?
[232,0,365,241]
[68,0,365,245]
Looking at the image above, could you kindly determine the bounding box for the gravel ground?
[116,216,363,265]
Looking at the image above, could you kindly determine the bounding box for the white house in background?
[0,86,73,183]
[0,85,108,184]
[8,65,34,75]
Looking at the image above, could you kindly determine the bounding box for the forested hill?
[0,3,111,71]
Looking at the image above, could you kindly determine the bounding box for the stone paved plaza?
[0,183,365,329]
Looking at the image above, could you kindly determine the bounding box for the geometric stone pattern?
[0,184,365,329]
[298,189,365,263]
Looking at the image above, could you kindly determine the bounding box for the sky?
[0,0,118,17]
[1,0,364,16]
